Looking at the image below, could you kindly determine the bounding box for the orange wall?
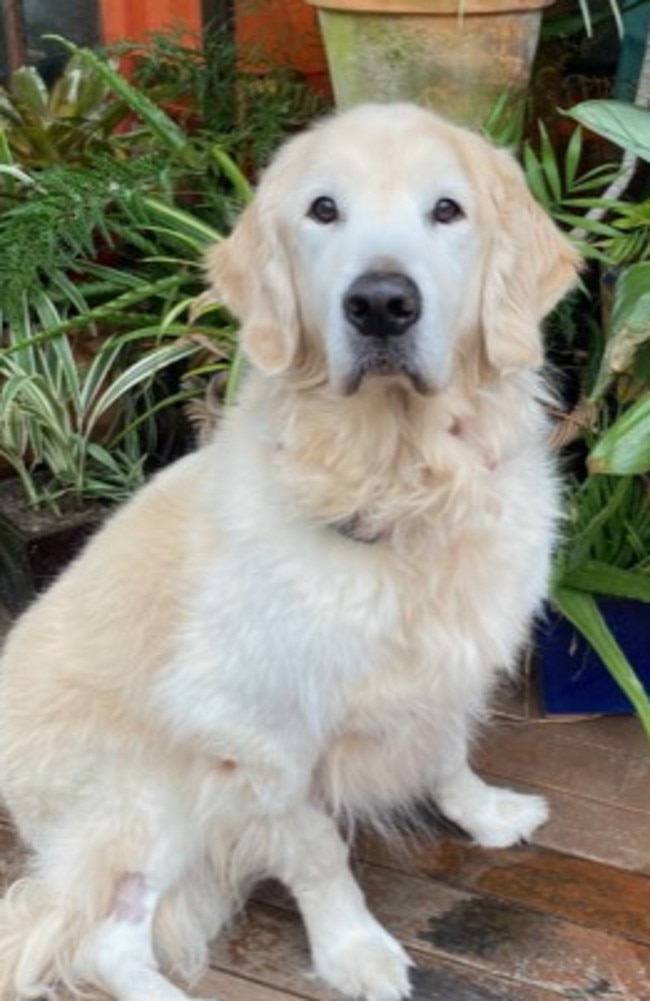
[100,0,202,45]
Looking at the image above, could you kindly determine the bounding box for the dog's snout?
[344,272,422,338]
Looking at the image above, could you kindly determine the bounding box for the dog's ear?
[206,200,300,375]
[481,149,581,372]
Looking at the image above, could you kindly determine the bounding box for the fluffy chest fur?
[152,369,558,817]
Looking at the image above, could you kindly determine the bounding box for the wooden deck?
[0,679,649,1000]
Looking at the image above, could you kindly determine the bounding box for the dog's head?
[207,104,579,395]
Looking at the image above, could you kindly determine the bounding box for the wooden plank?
[357,862,650,999]
[211,900,568,1001]
[357,834,650,945]
[532,787,650,873]
[490,679,650,756]
[197,966,313,1001]
[253,861,650,999]
[475,719,650,814]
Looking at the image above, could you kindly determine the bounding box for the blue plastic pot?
[537,598,650,715]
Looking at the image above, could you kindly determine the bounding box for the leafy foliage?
[0,54,132,167]
[567,100,650,163]
[117,25,327,171]
[0,37,263,507]
[551,470,650,739]
[538,100,650,733]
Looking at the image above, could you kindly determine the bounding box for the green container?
[308,0,554,129]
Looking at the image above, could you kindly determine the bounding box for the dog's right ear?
[205,201,300,375]
[480,148,581,373]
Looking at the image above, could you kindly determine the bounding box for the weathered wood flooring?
[0,682,648,1000]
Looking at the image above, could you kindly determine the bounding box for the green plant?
[0,54,134,168]
[0,323,195,507]
[0,39,253,509]
[114,25,328,173]
[542,99,650,736]
[0,181,242,505]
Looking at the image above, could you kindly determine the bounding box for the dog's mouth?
[341,270,432,395]
[343,349,432,395]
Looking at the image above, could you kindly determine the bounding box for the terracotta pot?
[100,0,202,48]
[306,0,555,128]
[235,0,331,95]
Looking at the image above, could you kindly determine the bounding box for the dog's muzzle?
[344,272,422,339]
[342,271,428,394]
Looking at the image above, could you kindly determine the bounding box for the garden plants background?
[0,19,649,731]
[0,27,322,604]
[533,91,650,736]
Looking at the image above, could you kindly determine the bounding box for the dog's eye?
[431,198,464,224]
[307,196,339,224]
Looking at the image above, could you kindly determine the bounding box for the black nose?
[343,272,422,338]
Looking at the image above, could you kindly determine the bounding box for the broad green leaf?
[564,125,583,190]
[10,374,72,442]
[160,297,196,332]
[0,127,14,167]
[46,37,192,161]
[141,198,223,249]
[85,341,197,432]
[590,262,650,401]
[560,561,650,602]
[522,144,550,206]
[567,101,650,162]
[210,144,252,203]
[45,331,82,409]
[538,123,562,203]
[588,394,650,474]
[78,341,124,417]
[552,587,650,740]
[609,261,650,345]
[10,66,49,117]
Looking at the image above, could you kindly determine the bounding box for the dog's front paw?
[435,768,549,849]
[312,922,412,1001]
[464,788,549,849]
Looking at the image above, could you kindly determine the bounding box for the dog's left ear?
[205,200,300,375]
[481,148,581,372]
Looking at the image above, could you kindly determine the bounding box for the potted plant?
[533,98,650,736]
[0,40,252,612]
[305,0,631,135]
[307,0,556,129]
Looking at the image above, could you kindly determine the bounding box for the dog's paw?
[312,922,412,1001]
[465,788,549,849]
[435,767,549,849]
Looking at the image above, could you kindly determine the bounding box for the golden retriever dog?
[0,103,579,1001]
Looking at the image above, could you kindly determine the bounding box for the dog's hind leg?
[78,872,215,1001]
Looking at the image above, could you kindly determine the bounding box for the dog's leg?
[267,805,411,1001]
[79,873,215,1001]
[432,754,548,848]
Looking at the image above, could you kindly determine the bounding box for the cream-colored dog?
[0,103,578,1001]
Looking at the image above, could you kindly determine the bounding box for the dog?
[0,103,579,1001]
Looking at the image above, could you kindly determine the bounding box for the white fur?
[0,103,579,1001]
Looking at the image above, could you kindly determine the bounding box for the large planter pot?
[0,479,106,616]
[537,598,650,716]
[306,0,554,128]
